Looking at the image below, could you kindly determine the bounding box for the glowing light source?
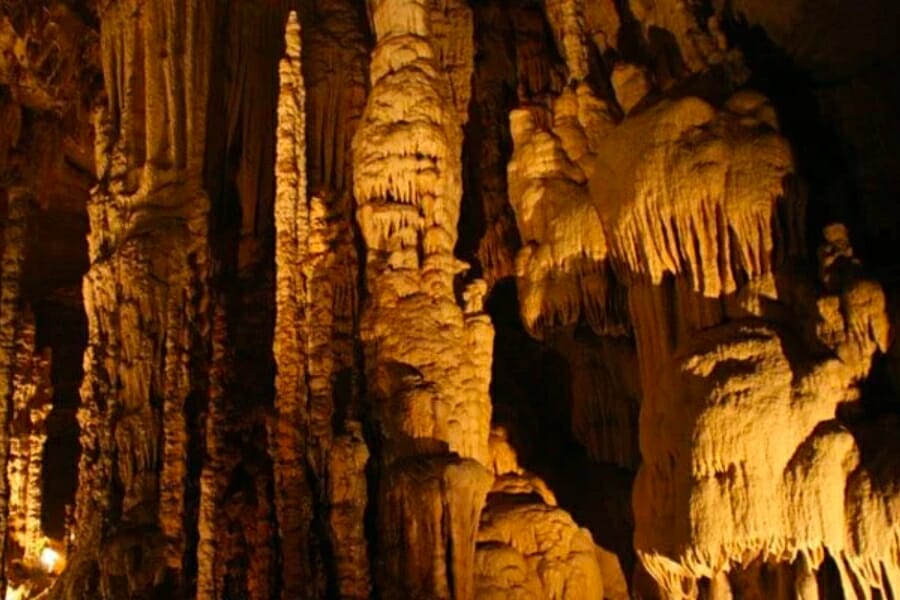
[39,546,60,573]
[4,585,24,600]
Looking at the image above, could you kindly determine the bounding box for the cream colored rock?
[353,0,495,595]
[630,223,891,597]
[476,488,604,600]
[480,427,623,599]
[506,97,619,338]
[589,95,798,296]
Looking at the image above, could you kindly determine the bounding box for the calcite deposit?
[0,0,898,599]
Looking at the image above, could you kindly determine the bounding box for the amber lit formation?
[7,310,52,565]
[0,0,898,599]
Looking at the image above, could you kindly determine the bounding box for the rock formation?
[0,0,897,599]
[7,309,52,565]
[352,0,495,595]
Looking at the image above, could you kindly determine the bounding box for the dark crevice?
[720,12,859,261]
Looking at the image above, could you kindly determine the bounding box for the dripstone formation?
[0,0,899,598]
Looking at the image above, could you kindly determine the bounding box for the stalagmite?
[7,309,52,564]
[0,187,32,592]
[196,302,227,600]
[271,12,317,598]
[327,424,371,599]
[476,425,622,599]
[272,11,369,598]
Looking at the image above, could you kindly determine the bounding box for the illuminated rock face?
[352,0,495,595]
[7,310,52,565]
[1,0,898,599]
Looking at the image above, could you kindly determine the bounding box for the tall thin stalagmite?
[271,12,369,598]
[271,12,317,598]
[0,186,32,593]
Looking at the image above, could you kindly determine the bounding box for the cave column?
[353,0,494,597]
[55,1,215,597]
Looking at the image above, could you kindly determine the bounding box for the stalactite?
[464,3,519,287]
[224,0,297,265]
[0,187,32,592]
[248,471,274,600]
[509,6,567,102]
[428,0,475,125]
[506,97,624,339]
[14,2,900,600]
[626,0,737,82]
[544,0,590,82]
[550,331,641,470]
